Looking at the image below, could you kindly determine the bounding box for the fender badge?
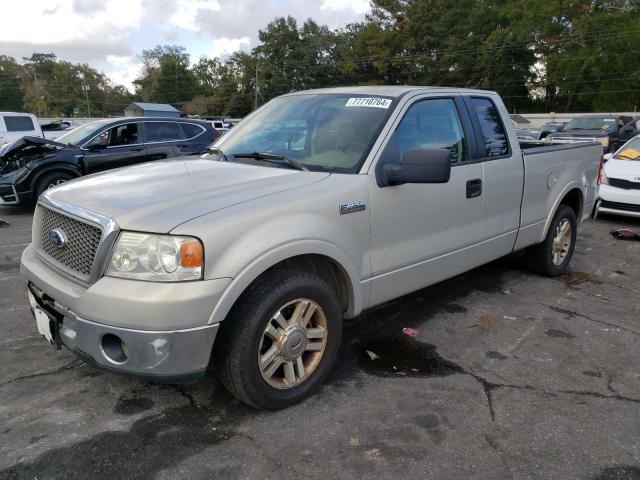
[339,201,366,215]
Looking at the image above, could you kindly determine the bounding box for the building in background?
[124,102,180,118]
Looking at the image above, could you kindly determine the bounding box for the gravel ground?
[0,205,639,480]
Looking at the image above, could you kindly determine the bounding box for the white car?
[0,112,43,147]
[596,135,640,218]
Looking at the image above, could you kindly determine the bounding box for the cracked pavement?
[1,205,639,480]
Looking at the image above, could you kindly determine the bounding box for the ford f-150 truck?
[21,87,602,409]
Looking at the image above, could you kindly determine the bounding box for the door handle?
[176,144,187,148]
[130,147,144,152]
[466,179,482,198]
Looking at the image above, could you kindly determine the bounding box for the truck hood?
[45,158,330,232]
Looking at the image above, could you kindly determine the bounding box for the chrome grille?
[37,206,103,280]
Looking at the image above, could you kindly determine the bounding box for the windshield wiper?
[232,151,308,171]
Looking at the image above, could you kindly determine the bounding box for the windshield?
[563,117,619,133]
[614,137,640,161]
[56,121,110,146]
[213,94,394,173]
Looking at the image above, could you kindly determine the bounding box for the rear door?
[142,121,183,160]
[82,122,147,173]
[368,94,486,306]
[463,96,522,254]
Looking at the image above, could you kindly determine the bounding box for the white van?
[0,113,43,147]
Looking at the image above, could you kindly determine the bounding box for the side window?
[470,98,509,157]
[391,98,468,163]
[5,116,35,132]
[87,124,139,147]
[181,123,204,139]
[145,122,181,142]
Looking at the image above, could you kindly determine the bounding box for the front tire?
[215,269,342,410]
[525,205,577,277]
[34,172,74,201]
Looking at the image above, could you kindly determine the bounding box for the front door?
[368,95,486,307]
[83,122,147,173]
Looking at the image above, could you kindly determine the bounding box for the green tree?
[134,45,197,108]
[0,55,23,111]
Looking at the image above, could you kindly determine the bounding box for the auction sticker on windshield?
[345,97,392,109]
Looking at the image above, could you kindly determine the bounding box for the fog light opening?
[101,334,128,364]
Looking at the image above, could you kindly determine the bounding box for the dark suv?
[548,115,639,153]
[0,117,219,205]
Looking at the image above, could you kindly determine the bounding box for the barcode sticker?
[345,97,392,109]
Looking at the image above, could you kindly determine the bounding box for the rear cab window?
[4,116,35,132]
[469,97,509,158]
[145,122,181,142]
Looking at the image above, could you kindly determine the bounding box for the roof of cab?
[285,85,499,98]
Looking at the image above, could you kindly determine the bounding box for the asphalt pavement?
[0,205,639,480]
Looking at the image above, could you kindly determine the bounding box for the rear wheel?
[35,172,74,200]
[215,269,341,409]
[525,205,577,277]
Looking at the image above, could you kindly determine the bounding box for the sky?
[0,0,370,91]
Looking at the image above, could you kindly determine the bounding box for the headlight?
[599,137,610,148]
[106,232,203,281]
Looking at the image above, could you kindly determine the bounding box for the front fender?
[207,239,363,324]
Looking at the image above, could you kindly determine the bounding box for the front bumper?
[0,183,31,205]
[21,244,231,381]
[596,185,640,218]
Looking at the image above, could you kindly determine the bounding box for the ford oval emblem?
[48,229,66,248]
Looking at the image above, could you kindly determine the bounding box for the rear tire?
[215,269,342,410]
[35,172,74,201]
[525,205,577,277]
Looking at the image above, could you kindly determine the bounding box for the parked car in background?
[595,134,640,218]
[41,119,76,140]
[549,115,639,152]
[210,119,230,135]
[0,117,217,205]
[514,122,566,142]
[21,86,600,409]
[0,113,43,147]
[538,122,567,139]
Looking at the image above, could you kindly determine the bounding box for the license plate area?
[27,284,62,349]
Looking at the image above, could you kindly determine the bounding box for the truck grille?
[600,200,640,213]
[608,178,640,190]
[36,206,103,281]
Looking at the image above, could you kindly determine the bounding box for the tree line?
[0,53,133,118]
[1,0,639,118]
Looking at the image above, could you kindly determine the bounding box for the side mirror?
[383,149,452,186]
[622,126,636,134]
[86,143,106,151]
[602,153,614,162]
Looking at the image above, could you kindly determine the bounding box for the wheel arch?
[208,242,363,325]
[540,183,584,243]
[30,164,81,197]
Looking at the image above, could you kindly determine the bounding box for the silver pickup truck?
[21,87,602,409]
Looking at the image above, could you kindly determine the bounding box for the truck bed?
[514,140,602,251]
